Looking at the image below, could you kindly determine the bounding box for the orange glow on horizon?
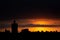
[31,19,54,25]
[28,27,59,32]
[0,19,60,33]
[32,21,50,25]
[0,27,60,33]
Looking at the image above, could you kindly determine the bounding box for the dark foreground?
[0,31,60,40]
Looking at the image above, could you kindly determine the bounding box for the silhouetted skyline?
[0,0,60,33]
[0,0,60,40]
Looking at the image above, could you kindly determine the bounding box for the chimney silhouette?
[11,19,18,33]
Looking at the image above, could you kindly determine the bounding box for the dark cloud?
[0,0,60,20]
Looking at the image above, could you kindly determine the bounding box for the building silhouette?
[11,20,18,33]
[5,29,10,33]
[21,29,29,33]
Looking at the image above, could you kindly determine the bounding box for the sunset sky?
[0,18,60,28]
[0,0,60,21]
[0,0,60,32]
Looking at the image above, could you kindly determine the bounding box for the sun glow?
[31,19,53,25]
[28,27,58,32]
[33,21,49,25]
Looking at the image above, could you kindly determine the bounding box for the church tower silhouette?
[11,20,18,33]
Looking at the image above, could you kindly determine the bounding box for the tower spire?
[13,19,16,23]
[11,19,18,33]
